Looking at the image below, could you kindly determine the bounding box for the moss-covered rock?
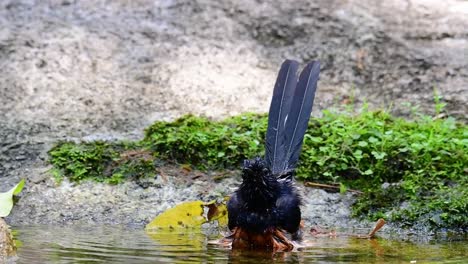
[48,109,467,231]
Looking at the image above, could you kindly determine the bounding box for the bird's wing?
[275,186,301,234]
[227,191,242,231]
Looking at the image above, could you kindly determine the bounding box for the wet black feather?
[227,158,281,233]
[227,59,320,239]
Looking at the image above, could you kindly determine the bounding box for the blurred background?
[0,0,467,179]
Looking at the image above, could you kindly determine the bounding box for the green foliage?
[48,109,467,230]
[49,141,118,182]
[107,149,157,184]
[391,185,467,229]
[295,107,466,230]
[144,114,267,169]
[48,141,153,184]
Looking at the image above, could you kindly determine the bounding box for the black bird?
[227,59,320,251]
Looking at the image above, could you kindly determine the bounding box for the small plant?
[433,87,447,116]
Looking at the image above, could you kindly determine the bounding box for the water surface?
[12,225,467,263]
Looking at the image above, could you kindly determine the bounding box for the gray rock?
[0,0,467,233]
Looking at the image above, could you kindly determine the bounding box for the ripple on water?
[12,225,468,263]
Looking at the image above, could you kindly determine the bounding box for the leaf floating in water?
[0,179,25,217]
[145,199,228,232]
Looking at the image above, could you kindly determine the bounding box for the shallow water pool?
[11,225,467,263]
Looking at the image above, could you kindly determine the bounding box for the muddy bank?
[1,0,467,229]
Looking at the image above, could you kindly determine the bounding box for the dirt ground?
[0,0,467,228]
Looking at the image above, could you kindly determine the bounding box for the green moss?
[144,113,266,169]
[48,141,152,184]
[49,141,119,182]
[48,109,467,230]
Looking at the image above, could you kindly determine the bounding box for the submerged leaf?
[146,231,205,250]
[0,179,25,217]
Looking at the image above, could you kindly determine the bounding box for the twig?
[367,218,386,238]
[304,182,363,194]
[355,218,386,239]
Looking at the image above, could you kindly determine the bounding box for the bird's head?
[239,157,280,210]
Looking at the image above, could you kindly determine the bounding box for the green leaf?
[0,179,25,217]
[358,141,368,147]
[353,150,363,160]
[339,182,348,194]
[398,147,409,153]
[309,136,323,143]
[371,151,387,160]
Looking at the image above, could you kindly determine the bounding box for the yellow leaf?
[145,201,207,231]
[145,198,230,232]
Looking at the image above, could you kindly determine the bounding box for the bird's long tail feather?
[283,61,320,170]
[265,60,299,175]
[265,60,320,174]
